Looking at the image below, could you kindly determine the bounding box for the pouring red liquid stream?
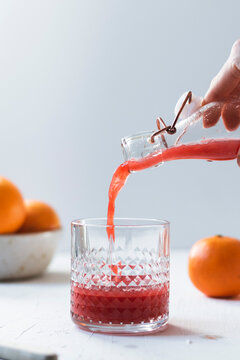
[107,138,240,239]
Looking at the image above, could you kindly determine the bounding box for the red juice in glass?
[71,218,170,334]
[71,278,169,325]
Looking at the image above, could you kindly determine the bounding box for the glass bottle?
[121,95,240,173]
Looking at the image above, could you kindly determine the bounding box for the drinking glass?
[71,218,170,334]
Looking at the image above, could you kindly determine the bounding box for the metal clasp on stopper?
[150,91,192,143]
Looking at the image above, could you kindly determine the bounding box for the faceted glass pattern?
[71,218,170,334]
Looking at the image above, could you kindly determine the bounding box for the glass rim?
[121,131,154,144]
[71,217,170,228]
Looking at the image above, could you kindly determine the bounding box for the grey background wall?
[0,0,239,250]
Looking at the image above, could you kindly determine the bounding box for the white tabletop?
[0,251,239,360]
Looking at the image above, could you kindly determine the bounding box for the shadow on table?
[33,270,70,284]
[150,324,200,337]
[95,324,201,338]
[1,270,70,285]
[207,294,240,302]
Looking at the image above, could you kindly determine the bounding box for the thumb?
[237,148,240,167]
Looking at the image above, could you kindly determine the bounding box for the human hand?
[203,40,240,166]
[175,41,240,166]
[203,40,240,132]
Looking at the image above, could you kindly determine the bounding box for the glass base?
[71,313,169,335]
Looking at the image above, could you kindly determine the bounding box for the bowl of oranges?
[0,176,62,280]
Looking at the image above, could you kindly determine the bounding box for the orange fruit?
[188,235,240,297]
[18,200,61,233]
[0,177,26,234]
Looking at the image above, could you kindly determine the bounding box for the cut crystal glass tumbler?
[71,218,170,334]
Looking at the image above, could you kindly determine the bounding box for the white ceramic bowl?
[0,229,62,280]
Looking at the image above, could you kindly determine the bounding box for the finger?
[203,40,240,104]
[229,81,240,97]
[237,148,240,167]
[222,101,240,131]
[202,104,222,128]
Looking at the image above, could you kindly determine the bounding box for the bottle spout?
[121,131,164,172]
[121,92,193,171]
